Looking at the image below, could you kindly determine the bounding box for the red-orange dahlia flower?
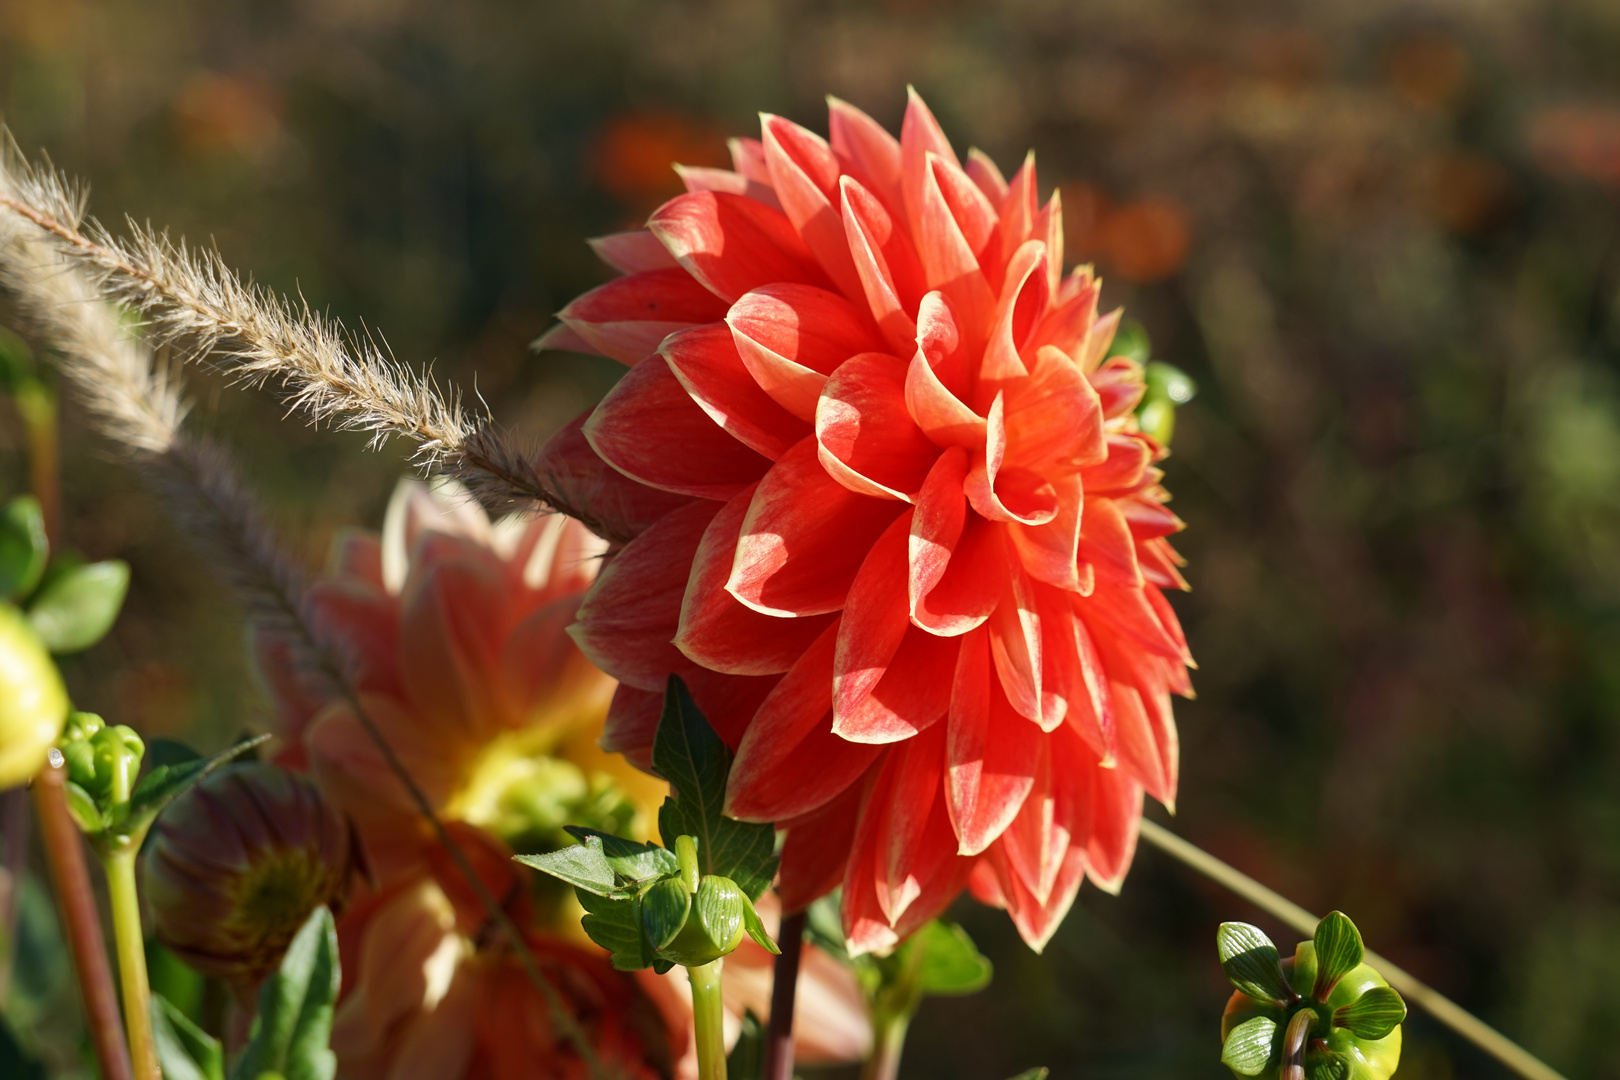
[540,90,1194,953]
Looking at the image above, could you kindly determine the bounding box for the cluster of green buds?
[56,712,147,840]
[1111,321,1198,447]
[1218,912,1406,1080]
[0,492,129,788]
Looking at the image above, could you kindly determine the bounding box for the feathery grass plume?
[0,176,614,1080]
[0,134,595,528]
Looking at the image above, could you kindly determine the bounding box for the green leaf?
[726,1009,765,1080]
[0,325,36,392]
[915,920,992,997]
[1305,1049,1350,1080]
[1006,1070,1049,1080]
[26,559,129,653]
[563,826,679,883]
[515,835,621,896]
[1333,985,1406,1041]
[231,907,339,1080]
[1144,361,1197,405]
[803,893,848,963]
[1217,922,1293,1006]
[652,675,778,901]
[152,994,225,1080]
[740,896,779,955]
[0,496,48,602]
[577,888,654,971]
[1311,912,1364,1001]
[641,876,691,950]
[123,735,270,843]
[1220,1015,1278,1076]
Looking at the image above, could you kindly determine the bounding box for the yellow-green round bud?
[0,602,69,789]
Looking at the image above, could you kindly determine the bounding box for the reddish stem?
[763,911,805,1080]
[32,756,134,1080]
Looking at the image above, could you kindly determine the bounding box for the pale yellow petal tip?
[1089,871,1125,896]
[1099,752,1118,769]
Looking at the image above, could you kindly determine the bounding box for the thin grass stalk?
[1138,818,1567,1080]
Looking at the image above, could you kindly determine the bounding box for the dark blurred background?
[4,0,1620,1076]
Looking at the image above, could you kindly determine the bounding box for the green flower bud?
[142,763,355,983]
[0,602,69,789]
[657,875,747,968]
[57,713,144,809]
[1218,915,1403,1080]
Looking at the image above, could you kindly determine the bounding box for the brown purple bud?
[142,762,354,983]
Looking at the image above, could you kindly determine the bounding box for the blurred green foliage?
[4,0,1620,1076]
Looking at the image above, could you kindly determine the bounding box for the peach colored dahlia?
[537,90,1194,953]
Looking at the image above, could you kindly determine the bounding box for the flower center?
[449,731,641,856]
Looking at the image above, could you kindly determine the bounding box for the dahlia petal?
[531,320,599,355]
[833,512,911,728]
[1086,767,1142,893]
[1000,750,1069,905]
[304,578,401,699]
[841,817,898,957]
[569,499,716,690]
[601,684,662,772]
[728,438,905,616]
[498,597,608,724]
[965,148,1010,206]
[1076,496,1143,588]
[726,620,884,821]
[966,394,1059,526]
[996,153,1038,259]
[1005,345,1108,471]
[584,352,773,499]
[874,724,951,922]
[838,627,958,744]
[1122,495,1185,540]
[930,154,998,261]
[987,560,1045,725]
[980,240,1048,386]
[1144,585,1191,660]
[828,96,903,215]
[761,114,866,302]
[1043,589,1116,761]
[588,230,680,275]
[908,446,967,620]
[1030,275,1099,360]
[661,324,810,460]
[899,87,961,236]
[648,191,828,303]
[1084,579,1186,662]
[1034,189,1065,296]
[913,153,996,337]
[534,413,697,544]
[729,136,772,184]
[677,484,837,675]
[913,510,1002,636]
[727,283,887,421]
[816,351,939,500]
[945,627,1038,855]
[558,268,730,365]
[1010,473,1084,592]
[1109,680,1175,807]
[1138,536,1191,591]
[992,838,1089,952]
[1081,434,1154,493]
[968,857,1006,907]
[1088,355,1147,418]
[398,550,510,741]
[840,175,924,355]
[1078,306,1124,375]
[904,330,984,450]
[777,781,865,912]
[675,163,784,212]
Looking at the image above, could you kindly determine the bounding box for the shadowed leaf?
[1311,912,1364,1001]
[1217,922,1292,1005]
[1333,985,1406,1041]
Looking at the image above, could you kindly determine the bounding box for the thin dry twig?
[0,135,586,523]
[0,155,613,1079]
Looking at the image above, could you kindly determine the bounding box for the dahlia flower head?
[539,90,1194,954]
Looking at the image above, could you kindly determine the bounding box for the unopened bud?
[142,763,355,983]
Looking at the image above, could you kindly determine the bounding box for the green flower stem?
[676,833,701,893]
[1138,818,1568,1080]
[104,847,159,1080]
[689,957,727,1080]
[862,1013,911,1080]
[32,757,132,1080]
